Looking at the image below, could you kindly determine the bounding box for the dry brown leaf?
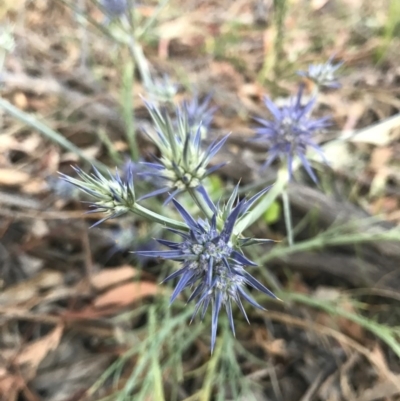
[0,136,21,153]
[342,102,365,132]
[0,168,30,186]
[15,324,64,380]
[90,266,138,291]
[93,282,158,309]
[311,0,330,10]
[370,196,398,215]
[264,339,288,357]
[387,208,400,223]
[253,328,288,357]
[156,12,206,41]
[369,147,393,197]
[0,284,37,306]
[314,288,364,341]
[350,113,400,146]
[40,147,61,174]
[369,344,395,379]
[0,134,42,154]
[355,376,400,401]
[0,270,64,306]
[339,354,360,401]
[22,178,48,195]
[0,0,26,18]
[0,374,23,401]
[336,300,364,341]
[370,147,393,171]
[354,345,400,400]
[12,92,28,109]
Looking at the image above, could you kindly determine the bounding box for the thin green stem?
[149,308,166,401]
[119,5,153,90]
[121,6,141,161]
[234,167,289,235]
[282,189,293,246]
[121,59,139,161]
[259,228,400,265]
[273,0,288,77]
[127,38,153,89]
[133,204,188,231]
[200,338,223,401]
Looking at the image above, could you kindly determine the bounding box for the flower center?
[189,235,232,272]
[280,118,297,143]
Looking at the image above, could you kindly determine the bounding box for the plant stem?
[273,0,288,77]
[258,228,400,264]
[127,37,153,90]
[234,166,289,235]
[200,338,223,401]
[282,189,293,246]
[149,308,166,401]
[133,204,188,231]
[121,59,139,161]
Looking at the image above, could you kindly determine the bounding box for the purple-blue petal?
[172,199,199,230]
[230,250,257,267]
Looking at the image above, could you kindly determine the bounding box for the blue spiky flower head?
[297,56,343,89]
[136,186,277,351]
[140,100,228,203]
[254,86,330,182]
